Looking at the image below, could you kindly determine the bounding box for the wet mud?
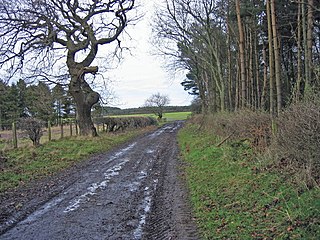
[0,121,199,240]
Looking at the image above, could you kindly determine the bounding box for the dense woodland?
[154,0,320,114]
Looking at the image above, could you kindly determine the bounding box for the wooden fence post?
[60,123,64,139]
[48,121,52,141]
[75,121,79,135]
[12,122,18,148]
[70,122,73,136]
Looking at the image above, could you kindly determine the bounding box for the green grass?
[0,128,151,192]
[178,123,320,239]
[163,111,192,121]
[111,111,192,121]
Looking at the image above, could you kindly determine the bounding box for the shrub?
[18,117,45,146]
[196,110,272,151]
[272,101,320,188]
[94,116,157,132]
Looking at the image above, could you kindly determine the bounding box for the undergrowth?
[0,127,153,192]
[178,123,320,239]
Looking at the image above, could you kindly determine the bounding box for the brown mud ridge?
[0,121,199,240]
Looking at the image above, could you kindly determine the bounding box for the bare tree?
[144,93,170,120]
[152,0,227,113]
[0,0,136,136]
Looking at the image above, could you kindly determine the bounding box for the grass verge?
[0,127,154,192]
[178,123,320,239]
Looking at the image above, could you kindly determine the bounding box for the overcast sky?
[104,0,193,109]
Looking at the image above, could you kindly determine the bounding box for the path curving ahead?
[0,121,199,240]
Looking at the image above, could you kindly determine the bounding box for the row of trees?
[0,79,74,129]
[153,0,320,115]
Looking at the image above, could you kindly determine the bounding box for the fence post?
[48,121,52,141]
[12,122,18,149]
[60,123,64,139]
[70,122,73,136]
[75,121,79,135]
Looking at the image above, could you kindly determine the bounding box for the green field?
[110,111,192,121]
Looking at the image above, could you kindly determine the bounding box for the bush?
[196,110,272,151]
[94,116,158,132]
[272,101,320,188]
[18,117,45,146]
[191,105,320,189]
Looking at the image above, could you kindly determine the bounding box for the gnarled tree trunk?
[69,66,100,137]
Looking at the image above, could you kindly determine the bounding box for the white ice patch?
[23,197,64,223]
[133,179,159,239]
[138,171,147,180]
[148,126,172,139]
[108,142,137,161]
[126,170,148,192]
[63,158,130,213]
[127,181,140,192]
[133,192,152,239]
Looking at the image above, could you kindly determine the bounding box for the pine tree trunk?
[302,1,309,87]
[261,45,268,110]
[227,0,233,111]
[271,0,282,114]
[227,28,233,111]
[307,0,314,85]
[295,2,302,101]
[236,0,246,108]
[254,33,261,109]
[267,0,275,115]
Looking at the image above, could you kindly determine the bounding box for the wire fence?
[0,121,105,150]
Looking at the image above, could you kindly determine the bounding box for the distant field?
[110,112,192,121]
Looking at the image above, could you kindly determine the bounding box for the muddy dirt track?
[0,121,199,240]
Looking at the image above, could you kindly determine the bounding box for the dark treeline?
[0,79,74,129]
[154,0,320,114]
[103,106,191,116]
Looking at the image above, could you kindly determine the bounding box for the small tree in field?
[19,118,45,147]
[144,93,170,120]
